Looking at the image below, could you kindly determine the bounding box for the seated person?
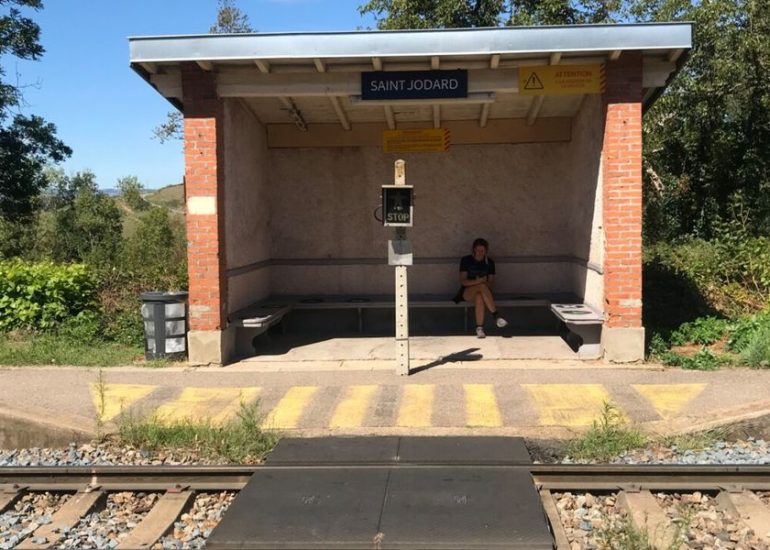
[456,238,508,338]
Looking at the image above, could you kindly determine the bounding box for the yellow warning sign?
[519,64,605,96]
[383,129,449,153]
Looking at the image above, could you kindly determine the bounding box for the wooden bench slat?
[116,490,195,550]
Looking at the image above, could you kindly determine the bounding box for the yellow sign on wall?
[383,129,450,153]
[519,64,605,96]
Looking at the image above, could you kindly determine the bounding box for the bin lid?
[141,290,189,302]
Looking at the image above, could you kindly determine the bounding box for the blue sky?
[3,1,377,189]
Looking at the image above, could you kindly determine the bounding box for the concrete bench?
[230,294,603,358]
[550,303,604,359]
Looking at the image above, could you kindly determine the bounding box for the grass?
[596,513,690,550]
[659,427,726,451]
[0,330,144,367]
[567,402,648,462]
[117,401,279,464]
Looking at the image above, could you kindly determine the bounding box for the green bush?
[660,349,727,371]
[0,260,97,330]
[740,326,770,368]
[727,311,770,352]
[669,316,729,346]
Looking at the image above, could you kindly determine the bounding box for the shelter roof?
[129,23,691,129]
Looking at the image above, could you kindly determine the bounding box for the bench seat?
[550,303,604,359]
[229,293,603,358]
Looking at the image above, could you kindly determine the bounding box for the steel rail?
[1,464,769,492]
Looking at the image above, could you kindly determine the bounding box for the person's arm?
[460,271,487,287]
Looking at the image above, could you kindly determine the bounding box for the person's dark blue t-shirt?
[459,255,496,280]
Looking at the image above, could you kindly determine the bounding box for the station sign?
[383,129,449,153]
[518,64,605,96]
[362,70,468,101]
[382,185,413,227]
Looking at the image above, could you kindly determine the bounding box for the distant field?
[119,183,185,237]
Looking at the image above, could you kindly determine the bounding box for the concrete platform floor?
[241,334,577,363]
[2,358,770,444]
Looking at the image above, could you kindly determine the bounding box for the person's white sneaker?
[496,316,508,328]
[475,326,486,338]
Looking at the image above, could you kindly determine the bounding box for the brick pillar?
[182,64,231,364]
[601,52,644,361]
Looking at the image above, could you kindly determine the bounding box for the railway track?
[2,464,770,548]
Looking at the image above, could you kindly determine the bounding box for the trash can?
[140,291,189,360]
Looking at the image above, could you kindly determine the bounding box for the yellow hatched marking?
[464,384,503,427]
[523,384,614,427]
[632,384,706,419]
[90,383,156,422]
[154,387,261,425]
[262,386,319,429]
[329,385,378,428]
[397,385,434,427]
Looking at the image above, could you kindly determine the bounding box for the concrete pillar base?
[188,328,236,366]
[602,326,646,363]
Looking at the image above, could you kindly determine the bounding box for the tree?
[118,175,149,211]
[210,0,253,33]
[153,0,254,143]
[360,0,505,29]
[0,0,71,220]
[41,170,123,266]
[640,0,770,239]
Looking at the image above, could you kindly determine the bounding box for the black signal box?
[382,185,413,227]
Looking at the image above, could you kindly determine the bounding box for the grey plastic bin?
[140,291,189,360]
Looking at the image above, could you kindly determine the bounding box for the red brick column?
[602,53,643,331]
[182,63,227,334]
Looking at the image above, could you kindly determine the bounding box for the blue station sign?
[362,70,468,101]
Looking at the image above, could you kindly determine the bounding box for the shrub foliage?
[0,260,96,330]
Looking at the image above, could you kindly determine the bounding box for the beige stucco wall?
[566,96,604,310]
[223,99,271,312]
[266,121,602,296]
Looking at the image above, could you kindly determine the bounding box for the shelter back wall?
[266,130,601,296]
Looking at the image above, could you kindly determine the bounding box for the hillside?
[118,183,185,237]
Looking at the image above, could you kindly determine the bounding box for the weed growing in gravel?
[659,427,726,452]
[94,369,108,441]
[595,515,652,549]
[117,401,279,463]
[567,402,647,462]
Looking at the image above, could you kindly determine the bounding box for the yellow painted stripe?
[464,384,503,427]
[522,384,615,427]
[262,386,319,429]
[632,384,706,419]
[154,387,261,425]
[90,383,157,422]
[397,385,434,427]
[329,385,378,428]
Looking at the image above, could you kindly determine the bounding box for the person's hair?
[472,238,489,252]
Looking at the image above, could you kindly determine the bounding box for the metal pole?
[394,160,410,376]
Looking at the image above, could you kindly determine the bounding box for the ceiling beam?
[196,61,213,71]
[384,105,395,129]
[313,58,326,73]
[549,52,562,65]
[667,48,684,63]
[372,57,383,70]
[254,59,271,73]
[433,105,440,128]
[431,56,440,70]
[140,62,158,74]
[490,54,500,69]
[218,69,520,97]
[279,97,307,131]
[329,96,351,130]
[642,87,656,103]
[479,103,490,128]
[526,95,545,126]
[609,50,622,61]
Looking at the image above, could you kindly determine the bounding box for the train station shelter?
[129,23,692,366]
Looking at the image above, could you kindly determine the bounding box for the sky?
[3,1,378,189]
